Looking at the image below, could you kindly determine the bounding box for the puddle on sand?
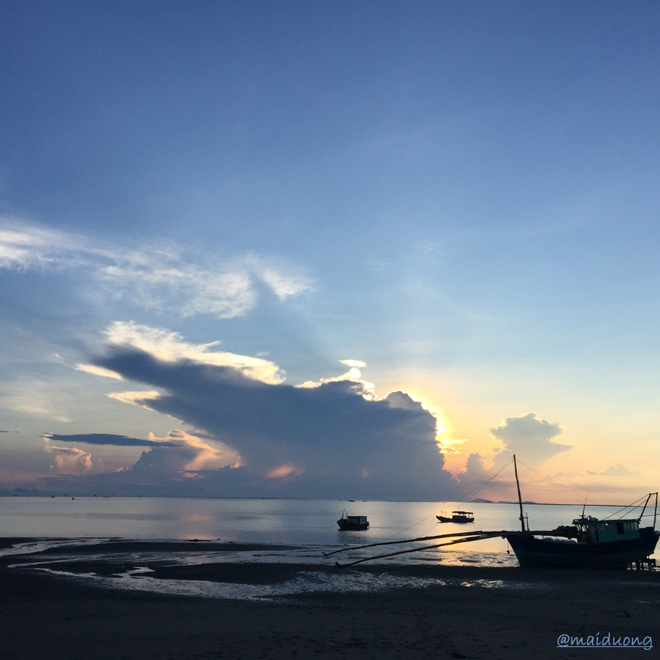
[31,565,451,601]
[3,538,547,601]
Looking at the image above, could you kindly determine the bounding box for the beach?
[0,538,658,660]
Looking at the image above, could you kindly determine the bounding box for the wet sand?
[1,538,658,659]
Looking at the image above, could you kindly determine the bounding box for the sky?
[1,1,660,503]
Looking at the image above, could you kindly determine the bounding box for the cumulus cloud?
[44,443,93,475]
[458,453,492,484]
[489,413,571,462]
[40,430,241,489]
[59,323,457,499]
[0,220,312,319]
[455,452,515,500]
[126,430,240,477]
[453,413,572,501]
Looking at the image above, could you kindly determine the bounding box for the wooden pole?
[323,529,499,557]
[336,532,502,567]
[513,454,526,532]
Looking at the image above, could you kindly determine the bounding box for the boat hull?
[505,531,660,568]
[337,519,369,531]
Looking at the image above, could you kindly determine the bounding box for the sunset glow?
[1,3,659,503]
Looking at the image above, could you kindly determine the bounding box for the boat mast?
[513,454,526,532]
[638,492,659,529]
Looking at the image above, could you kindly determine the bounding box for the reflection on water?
[1,496,657,563]
[28,566,450,601]
[3,533,656,602]
[2,538,532,601]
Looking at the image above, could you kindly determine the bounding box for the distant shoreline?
[0,492,642,507]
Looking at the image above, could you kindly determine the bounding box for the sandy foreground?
[0,538,658,660]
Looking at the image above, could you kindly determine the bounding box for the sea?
[1,497,657,599]
[2,495,658,558]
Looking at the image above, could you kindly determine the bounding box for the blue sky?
[1,1,659,502]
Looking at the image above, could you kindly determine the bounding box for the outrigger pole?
[333,532,503,567]
[328,526,574,567]
[323,529,502,558]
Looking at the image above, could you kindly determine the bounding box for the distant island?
[469,498,581,506]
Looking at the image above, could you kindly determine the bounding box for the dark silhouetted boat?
[436,510,475,524]
[504,456,659,568]
[337,511,369,530]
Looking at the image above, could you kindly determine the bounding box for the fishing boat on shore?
[437,510,475,524]
[503,456,659,568]
[505,512,659,568]
[337,511,369,531]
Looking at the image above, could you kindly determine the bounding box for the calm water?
[1,496,657,561]
[2,497,657,599]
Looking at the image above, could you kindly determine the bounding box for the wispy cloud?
[98,321,285,384]
[0,222,89,269]
[0,379,72,422]
[0,219,312,319]
[74,364,124,380]
[600,464,641,478]
[44,433,180,448]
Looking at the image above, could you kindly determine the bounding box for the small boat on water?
[504,456,659,569]
[327,455,658,570]
[337,511,369,531]
[437,510,475,524]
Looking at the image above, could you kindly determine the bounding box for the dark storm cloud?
[45,433,179,447]
[90,347,457,499]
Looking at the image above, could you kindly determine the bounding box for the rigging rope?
[451,456,514,505]
[515,458,589,504]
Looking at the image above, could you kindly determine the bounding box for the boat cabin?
[437,510,475,524]
[337,513,369,530]
[573,516,641,543]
